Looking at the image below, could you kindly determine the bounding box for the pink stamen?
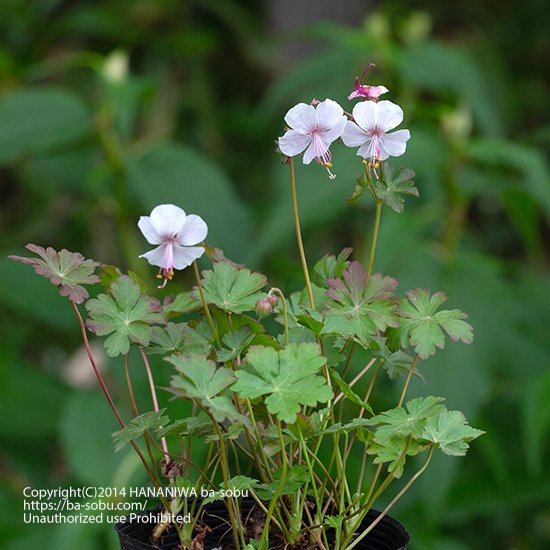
[359,63,376,84]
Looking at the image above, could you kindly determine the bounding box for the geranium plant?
[10,67,483,550]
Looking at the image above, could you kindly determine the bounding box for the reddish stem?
[70,301,157,483]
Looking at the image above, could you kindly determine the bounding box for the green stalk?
[258,421,288,550]
[289,157,315,309]
[212,420,243,550]
[269,287,289,346]
[192,260,221,347]
[344,447,434,550]
[366,199,383,280]
[398,354,419,407]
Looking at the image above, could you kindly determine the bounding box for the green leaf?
[255,465,308,499]
[322,262,398,346]
[155,412,212,439]
[295,308,325,337]
[421,410,485,456]
[200,261,267,314]
[369,396,447,443]
[0,87,92,164]
[372,338,415,380]
[367,434,427,478]
[9,244,100,304]
[318,417,372,438]
[202,476,261,505]
[168,354,242,422]
[148,323,187,355]
[313,247,353,287]
[85,275,164,357]
[232,343,333,423]
[216,327,255,362]
[163,291,201,315]
[329,369,373,415]
[373,164,418,213]
[396,289,474,359]
[346,172,370,205]
[112,409,170,452]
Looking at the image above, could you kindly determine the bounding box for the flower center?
[310,126,336,179]
[156,238,177,288]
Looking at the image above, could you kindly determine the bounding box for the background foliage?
[1,1,549,549]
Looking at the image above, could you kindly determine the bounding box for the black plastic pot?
[115,499,409,550]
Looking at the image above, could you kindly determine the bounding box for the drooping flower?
[342,100,410,167]
[347,64,389,101]
[278,98,347,179]
[138,204,207,287]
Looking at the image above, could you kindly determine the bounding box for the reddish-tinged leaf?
[9,244,100,304]
[323,262,399,346]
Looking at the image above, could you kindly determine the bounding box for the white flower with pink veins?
[278,98,347,179]
[342,100,410,166]
[138,204,207,287]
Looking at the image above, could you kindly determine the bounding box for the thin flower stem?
[124,353,161,487]
[192,260,221,347]
[140,347,169,456]
[124,353,140,417]
[212,420,242,550]
[398,354,419,407]
[367,199,383,280]
[259,420,288,550]
[245,399,275,480]
[363,464,382,507]
[71,302,165,494]
[341,341,357,381]
[289,157,315,309]
[270,287,289,346]
[333,358,377,405]
[345,447,434,550]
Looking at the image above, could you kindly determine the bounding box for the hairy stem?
[367,200,383,280]
[345,447,434,550]
[71,301,157,484]
[398,354,419,407]
[140,347,168,456]
[192,260,221,347]
[289,157,315,309]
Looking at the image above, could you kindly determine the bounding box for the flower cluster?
[278,64,410,176]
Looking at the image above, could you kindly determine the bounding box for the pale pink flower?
[347,64,388,101]
[342,100,410,165]
[278,98,347,179]
[138,204,207,287]
[348,82,389,101]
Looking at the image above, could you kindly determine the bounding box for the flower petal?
[172,245,205,270]
[149,204,187,237]
[279,130,311,157]
[284,103,316,133]
[177,214,208,246]
[367,85,389,99]
[138,216,163,245]
[316,99,344,131]
[379,129,410,159]
[342,120,369,147]
[322,115,347,143]
[376,101,404,132]
[302,141,317,164]
[352,101,378,132]
[139,243,169,268]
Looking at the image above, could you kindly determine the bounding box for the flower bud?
[266,294,279,307]
[256,297,273,318]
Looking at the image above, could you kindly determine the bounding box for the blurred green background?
[1,0,550,549]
